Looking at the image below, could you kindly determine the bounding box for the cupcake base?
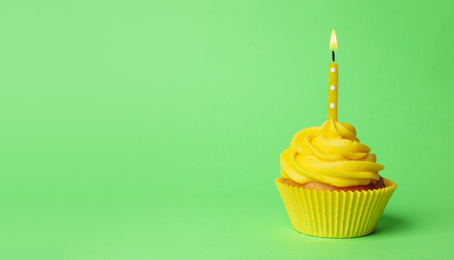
[275,177,397,238]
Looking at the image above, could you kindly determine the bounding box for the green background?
[0,0,453,259]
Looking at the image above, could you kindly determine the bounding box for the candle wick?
[332,51,335,62]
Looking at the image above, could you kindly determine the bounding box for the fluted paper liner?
[276,178,397,238]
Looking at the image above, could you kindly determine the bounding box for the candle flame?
[330,29,338,51]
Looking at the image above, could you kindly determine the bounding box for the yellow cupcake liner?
[275,178,397,238]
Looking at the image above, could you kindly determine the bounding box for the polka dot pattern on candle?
[328,63,338,121]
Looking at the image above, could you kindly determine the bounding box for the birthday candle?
[329,29,338,121]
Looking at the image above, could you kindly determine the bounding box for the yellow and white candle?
[328,63,338,121]
[328,29,338,121]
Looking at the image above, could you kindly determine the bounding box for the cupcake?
[276,118,397,238]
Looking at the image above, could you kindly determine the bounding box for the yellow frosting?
[280,118,384,187]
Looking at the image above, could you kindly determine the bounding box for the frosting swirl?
[280,118,384,187]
